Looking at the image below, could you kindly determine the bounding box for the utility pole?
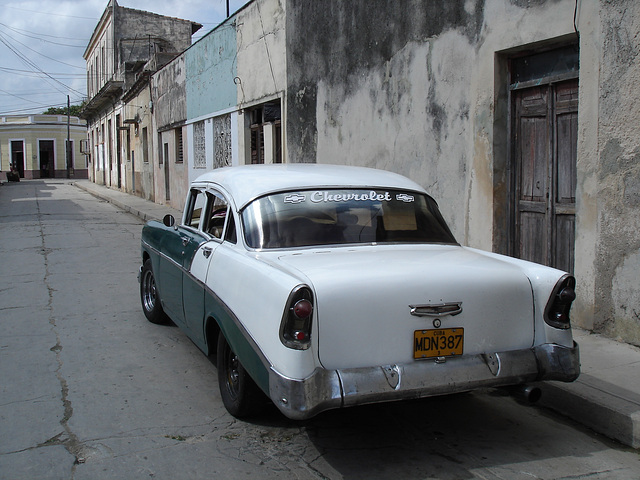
[66,95,72,179]
[226,0,230,17]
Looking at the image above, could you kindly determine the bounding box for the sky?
[0,0,249,115]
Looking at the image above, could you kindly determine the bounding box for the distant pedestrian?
[7,164,20,182]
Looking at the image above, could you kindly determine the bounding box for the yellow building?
[0,115,88,180]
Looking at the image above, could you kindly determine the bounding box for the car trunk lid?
[277,245,534,370]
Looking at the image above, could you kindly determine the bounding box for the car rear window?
[241,189,457,249]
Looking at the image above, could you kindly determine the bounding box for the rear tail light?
[544,275,576,329]
[280,286,314,350]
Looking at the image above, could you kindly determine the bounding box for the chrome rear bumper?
[269,342,580,420]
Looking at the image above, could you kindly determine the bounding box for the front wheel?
[217,331,264,418]
[140,259,168,324]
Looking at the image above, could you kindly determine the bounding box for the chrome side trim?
[141,238,160,256]
[269,342,580,420]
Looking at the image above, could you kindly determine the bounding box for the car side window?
[224,213,237,244]
[207,192,229,239]
[185,189,207,230]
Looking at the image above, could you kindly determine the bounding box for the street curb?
[73,181,180,222]
[536,375,640,449]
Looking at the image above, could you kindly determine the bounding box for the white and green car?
[139,164,580,419]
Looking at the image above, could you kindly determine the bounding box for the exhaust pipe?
[509,385,542,404]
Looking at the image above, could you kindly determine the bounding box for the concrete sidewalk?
[74,178,182,222]
[73,179,640,449]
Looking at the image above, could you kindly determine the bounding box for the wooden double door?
[512,79,578,273]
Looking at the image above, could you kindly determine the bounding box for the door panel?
[183,240,218,345]
[181,189,230,346]
[515,87,550,265]
[554,89,578,273]
[520,115,549,202]
[556,112,577,204]
[159,228,190,326]
[519,211,546,265]
[512,79,578,272]
[554,214,575,273]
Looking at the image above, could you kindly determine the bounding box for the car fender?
[465,247,575,347]
[205,245,320,383]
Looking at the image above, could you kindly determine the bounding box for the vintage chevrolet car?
[139,164,580,419]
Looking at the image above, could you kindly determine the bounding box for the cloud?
[0,0,247,115]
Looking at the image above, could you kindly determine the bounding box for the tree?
[43,102,85,117]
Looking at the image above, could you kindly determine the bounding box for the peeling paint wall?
[154,56,187,130]
[126,88,154,201]
[184,17,238,183]
[235,0,286,105]
[285,0,640,343]
[114,6,196,66]
[186,21,237,120]
[286,0,486,239]
[153,54,189,210]
[235,0,286,166]
[592,0,640,343]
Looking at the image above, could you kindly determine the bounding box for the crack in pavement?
[35,192,86,473]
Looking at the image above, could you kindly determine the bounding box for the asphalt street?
[1,180,639,480]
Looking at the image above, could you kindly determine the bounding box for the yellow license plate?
[414,328,464,359]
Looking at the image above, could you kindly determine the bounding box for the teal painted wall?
[186,21,237,120]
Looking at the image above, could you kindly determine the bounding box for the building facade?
[83,0,640,345]
[281,0,640,345]
[80,0,200,201]
[152,45,189,207]
[0,115,87,180]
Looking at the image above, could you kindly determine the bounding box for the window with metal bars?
[175,128,184,163]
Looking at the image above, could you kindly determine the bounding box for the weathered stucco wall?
[153,55,187,130]
[286,0,485,235]
[286,0,580,243]
[186,20,237,120]
[114,6,196,61]
[152,55,189,210]
[285,0,640,343]
[593,0,640,343]
[125,88,154,201]
[235,0,286,105]
[234,0,286,166]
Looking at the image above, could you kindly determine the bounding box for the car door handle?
[202,246,213,258]
[182,237,190,246]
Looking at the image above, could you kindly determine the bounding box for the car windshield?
[242,189,457,249]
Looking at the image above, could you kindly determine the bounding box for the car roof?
[192,164,429,210]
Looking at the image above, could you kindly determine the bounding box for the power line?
[0,3,98,20]
[0,66,86,78]
[0,29,85,69]
[0,22,88,48]
[0,22,88,42]
[0,32,85,97]
[0,87,49,106]
[0,101,85,116]
[0,92,84,110]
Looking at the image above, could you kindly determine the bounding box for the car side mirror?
[163,214,176,228]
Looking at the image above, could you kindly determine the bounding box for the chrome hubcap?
[142,271,156,312]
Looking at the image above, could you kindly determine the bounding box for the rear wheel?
[217,331,264,418]
[140,259,168,324]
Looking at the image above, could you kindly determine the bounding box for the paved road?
[1,180,639,480]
